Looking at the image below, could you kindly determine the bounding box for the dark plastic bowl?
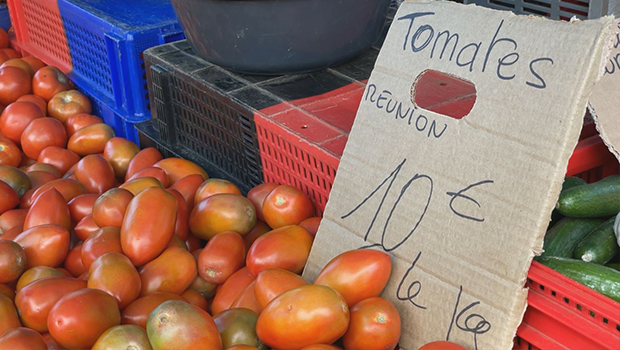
[171,0,391,75]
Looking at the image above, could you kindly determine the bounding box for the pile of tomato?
[0,26,469,350]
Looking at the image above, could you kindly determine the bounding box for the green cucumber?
[574,218,619,265]
[556,175,620,218]
[550,177,589,228]
[538,256,620,302]
[541,217,605,258]
[607,263,620,271]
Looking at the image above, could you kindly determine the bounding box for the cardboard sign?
[303,2,613,349]
[589,17,620,162]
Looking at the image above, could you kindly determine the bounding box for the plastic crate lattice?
[21,1,68,66]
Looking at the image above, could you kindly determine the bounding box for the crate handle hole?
[412,69,476,120]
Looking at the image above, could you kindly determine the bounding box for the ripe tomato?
[81,227,122,270]
[67,193,98,222]
[74,214,100,240]
[228,346,259,350]
[47,90,92,124]
[92,324,152,350]
[21,117,67,160]
[0,165,32,199]
[31,178,86,203]
[181,289,208,311]
[254,268,308,309]
[41,332,66,350]
[0,293,21,336]
[189,274,217,301]
[67,123,115,156]
[92,187,133,228]
[166,189,188,240]
[1,59,34,77]
[211,267,255,315]
[88,252,141,309]
[213,308,266,349]
[342,297,401,350]
[65,113,102,137]
[19,191,34,209]
[14,276,86,332]
[37,146,80,175]
[103,137,140,180]
[32,66,70,102]
[230,280,261,314]
[0,283,14,301]
[246,183,278,222]
[56,268,73,277]
[63,242,87,277]
[299,216,321,238]
[47,288,121,349]
[128,166,169,188]
[418,341,468,350]
[0,101,44,143]
[170,173,204,211]
[139,246,197,296]
[0,240,27,283]
[14,224,70,268]
[121,292,185,329]
[74,154,116,194]
[166,234,187,250]
[0,136,21,167]
[125,147,163,181]
[189,193,256,240]
[26,170,58,190]
[198,231,245,284]
[119,176,163,196]
[146,300,222,350]
[246,225,313,276]
[262,185,315,229]
[194,178,241,205]
[23,188,71,231]
[19,155,37,168]
[25,162,61,177]
[16,94,46,116]
[301,345,342,350]
[121,187,177,266]
[243,221,271,252]
[256,285,349,349]
[0,180,18,214]
[0,28,7,49]
[0,66,31,105]
[15,266,63,292]
[0,327,47,350]
[0,208,27,233]
[314,249,392,307]
[153,158,208,185]
[21,57,45,73]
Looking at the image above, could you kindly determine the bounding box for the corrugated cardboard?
[303,2,613,349]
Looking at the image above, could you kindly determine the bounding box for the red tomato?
[81,227,122,270]
[63,242,87,277]
[32,66,70,102]
[211,267,255,315]
[198,231,245,284]
[15,94,46,116]
[65,113,102,137]
[314,249,392,307]
[185,233,202,252]
[121,292,185,329]
[0,293,21,336]
[67,193,98,222]
[23,188,71,231]
[31,178,86,203]
[301,345,342,350]
[0,66,31,105]
[188,274,217,301]
[47,90,92,124]
[194,178,241,205]
[37,146,80,175]
[124,147,163,181]
[342,297,401,350]
[74,215,100,241]
[14,224,70,268]
[26,170,58,190]
[299,216,321,238]
[121,187,177,266]
[0,208,27,233]
[0,165,31,198]
[262,185,315,229]
[119,176,163,196]
[0,136,21,167]
[0,101,44,143]
[0,283,15,301]
[170,173,204,211]
[0,327,47,350]
[246,225,313,276]
[0,240,27,283]
[41,332,66,350]
[14,276,86,332]
[181,289,208,311]
[139,246,197,296]
[256,285,349,349]
[47,288,121,349]
[21,57,45,74]
[1,59,34,77]
[146,300,221,350]
[20,117,67,160]
[74,154,116,194]
[92,324,152,350]
[92,187,133,228]
[418,341,468,350]
[230,280,261,314]
[2,49,19,60]
[56,268,73,277]
[166,188,188,240]
[153,158,208,185]
[102,137,140,180]
[25,162,61,177]
[254,268,308,309]
[128,166,169,188]
[0,180,18,214]
[19,156,37,168]
[189,193,256,240]
[15,266,63,292]
[67,123,115,156]
[243,221,271,252]
[1,227,23,244]
[246,183,278,222]
[0,28,7,49]
[88,252,141,309]
[228,346,260,350]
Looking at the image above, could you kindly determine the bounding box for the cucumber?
[574,217,619,265]
[615,212,620,246]
[556,175,620,218]
[537,256,620,303]
[550,177,589,228]
[540,217,605,258]
[607,263,620,271]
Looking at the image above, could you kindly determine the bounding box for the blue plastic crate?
[0,4,11,32]
[58,0,184,120]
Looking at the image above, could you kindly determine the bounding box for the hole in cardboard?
[412,70,476,120]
